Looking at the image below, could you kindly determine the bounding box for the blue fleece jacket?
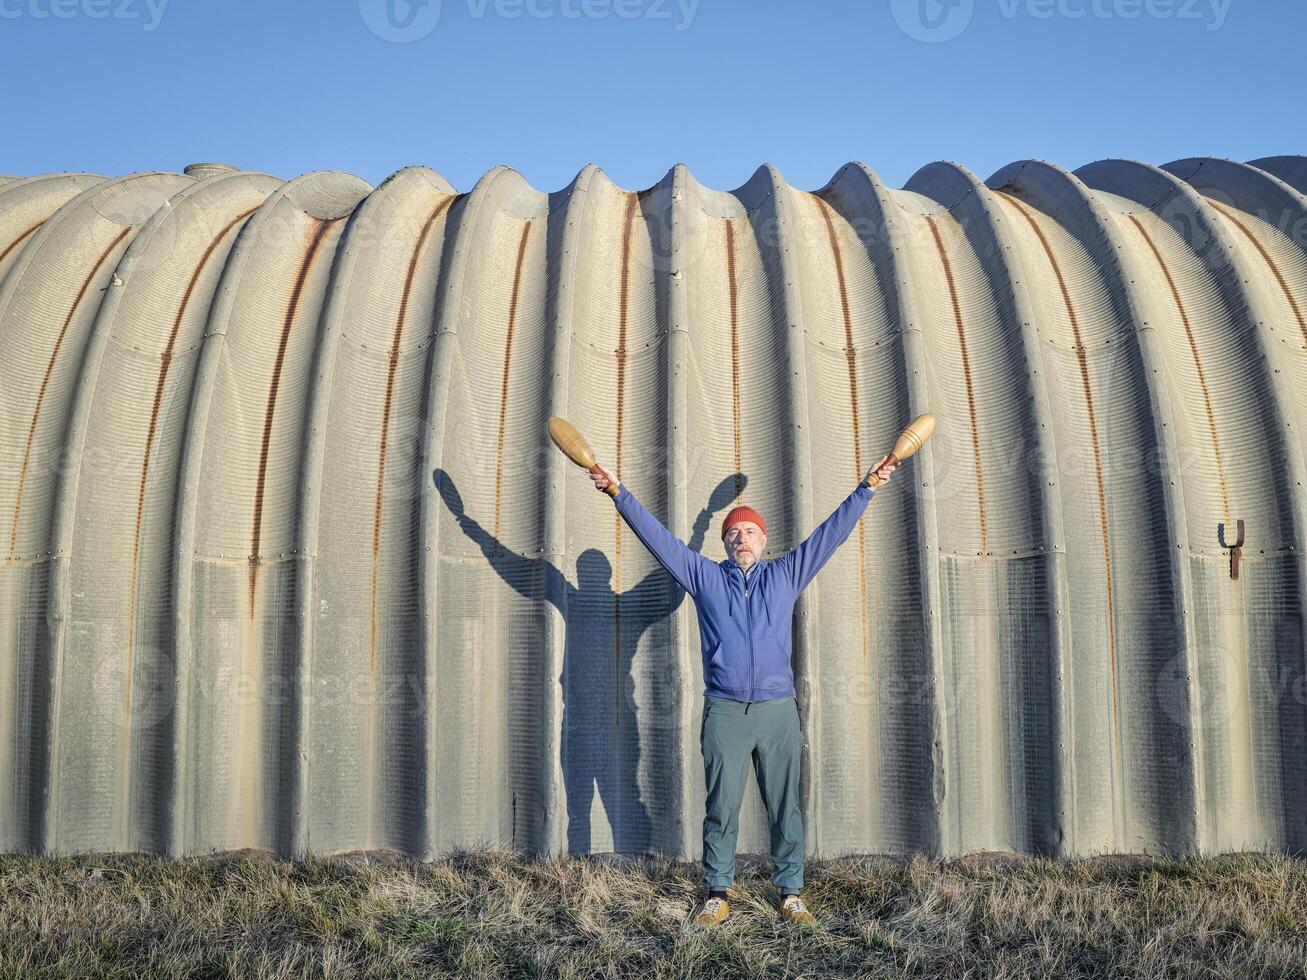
[612,481,875,702]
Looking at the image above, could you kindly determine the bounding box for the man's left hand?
[864,454,898,487]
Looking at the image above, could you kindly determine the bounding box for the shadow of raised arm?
[433,467,568,611]
[623,474,744,616]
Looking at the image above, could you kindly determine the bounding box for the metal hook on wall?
[1217,519,1245,581]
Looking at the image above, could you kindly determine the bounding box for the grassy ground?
[1,846,1305,978]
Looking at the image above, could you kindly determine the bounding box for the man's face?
[723,520,767,570]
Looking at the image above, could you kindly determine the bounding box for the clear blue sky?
[0,0,1298,192]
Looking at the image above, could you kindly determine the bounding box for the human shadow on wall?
[433,467,740,856]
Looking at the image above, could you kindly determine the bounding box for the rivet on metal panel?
[1217,519,1245,580]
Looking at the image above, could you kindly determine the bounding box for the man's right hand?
[588,463,619,493]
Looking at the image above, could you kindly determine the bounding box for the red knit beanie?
[721,505,766,539]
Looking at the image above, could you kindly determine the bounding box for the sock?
[709,889,729,901]
[781,889,800,898]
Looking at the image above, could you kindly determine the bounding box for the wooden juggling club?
[547,416,620,497]
[865,413,937,488]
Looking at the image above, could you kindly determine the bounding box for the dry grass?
[2,846,1306,978]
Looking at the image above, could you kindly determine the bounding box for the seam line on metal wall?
[995,189,1123,828]
[1205,199,1307,347]
[491,221,533,548]
[7,225,133,561]
[726,218,743,502]
[248,215,346,618]
[371,195,456,674]
[1126,215,1232,527]
[614,192,638,724]
[814,194,873,673]
[924,214,989,553]
[0,221,43,268]
[124,205,261,720]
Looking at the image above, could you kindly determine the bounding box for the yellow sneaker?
[780,894,816,925]
[694,895,730,926]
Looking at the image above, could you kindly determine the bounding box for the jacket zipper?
[743,565,754,708]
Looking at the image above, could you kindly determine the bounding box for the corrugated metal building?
[1,156,1304,862]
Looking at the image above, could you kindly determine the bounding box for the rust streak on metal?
[248,216,343,618]
[7,226,132,560]
[815,195,871,670]
[1128,215,1231,525]
[925,215,989,552]
[997,190,1122,797]
[492,222,533,547]
[726,219,742,500]
[614,193,638,724]
[1207,198,1307,347]
[0,221,42,268]
[123,205,259,717]
[370,195,455,673]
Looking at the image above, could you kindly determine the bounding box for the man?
[587,453,898,927]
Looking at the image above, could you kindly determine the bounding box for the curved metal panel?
[0,156,1303,860]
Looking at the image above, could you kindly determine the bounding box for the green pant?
[700,694,805,893]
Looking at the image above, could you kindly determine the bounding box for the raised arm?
[773,482,874,593]
[589,463,714,597]
[774,455,899,593]
[612,483,715,598]
[624,473,739,612]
